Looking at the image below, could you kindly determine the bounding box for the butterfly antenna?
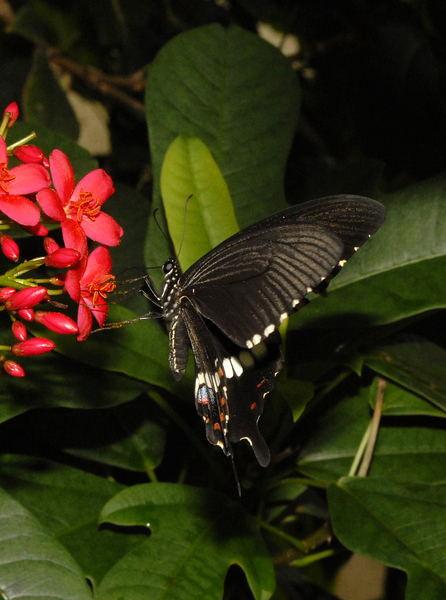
[176,194,193,260]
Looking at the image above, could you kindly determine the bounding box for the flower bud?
[12,321,27,341]
[35,311,79,335]
[12,337,55,356]
[0,234,19,261]
[0,287,17,302]
[44,237,60,254]
[45,247,80,268]
[17,308,34,321]
[4,360,25,377]
[13,145,45,164]
[3,102,19,127]
[21,223,49,237]
[5,286,48,310]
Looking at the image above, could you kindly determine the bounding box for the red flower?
[66,246,116,340]
[37,150,123,248]
[0,136,50,226]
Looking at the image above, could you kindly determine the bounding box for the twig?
[49,53,146,115]
[357,378,386,477]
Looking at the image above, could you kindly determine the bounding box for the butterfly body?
[142,195,386,466]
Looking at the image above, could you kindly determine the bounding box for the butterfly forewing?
[182,223,344,348]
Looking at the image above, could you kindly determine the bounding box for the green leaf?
[329,477,446,600]
[297,383,446,484]
[0,484,92,599]
[0,456,143,585]
[0,347,148,421]
[370,379,446,418]
[145,23,300,267]
[66,419,166,472]
[23,47,79,140]
[161,135,239,271]
[365,336,446,414]
[295,174,446,329]
[98,483,275,600]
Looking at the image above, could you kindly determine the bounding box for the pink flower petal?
[72,169,115,206]
[37,188,66,222]
[81,211,123,246]
[83,294,108,327]
[0,195,41,226]
[8,163,51,195]
[0,135,8,163]
[77,303,93,340]
[49,150,74,204]
[64,269,81,303]
[61,219,88,260]
[82,246,112,284]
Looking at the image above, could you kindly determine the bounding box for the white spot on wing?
[280,312,288,322]
[205,372,212,389]
[246,339,254,349]
[292,299,300,308]
[223,358,234,378]
[251,333,262,346]
[306,287,312,294]
[338,259,347,267]
[230,356,244,377]
[264,324,275,337]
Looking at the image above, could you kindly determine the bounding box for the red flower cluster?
[0,102,123,376]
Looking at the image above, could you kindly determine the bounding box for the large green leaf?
[295,175,446,329]
[297,383,446,484]
[364,336,446,413]
[370,379,446,418]
[0,347,148,422]
[0,484,92,599]
[161,135,239,271]
[0,456,142,586]
[329,477,446,600]
[98,483,275,600]
[145,23,300,267]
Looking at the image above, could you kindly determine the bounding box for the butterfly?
[142,195,386,470]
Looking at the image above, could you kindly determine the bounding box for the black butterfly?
[142,195,386,469]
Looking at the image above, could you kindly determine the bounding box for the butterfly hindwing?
[178,298,282,466]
